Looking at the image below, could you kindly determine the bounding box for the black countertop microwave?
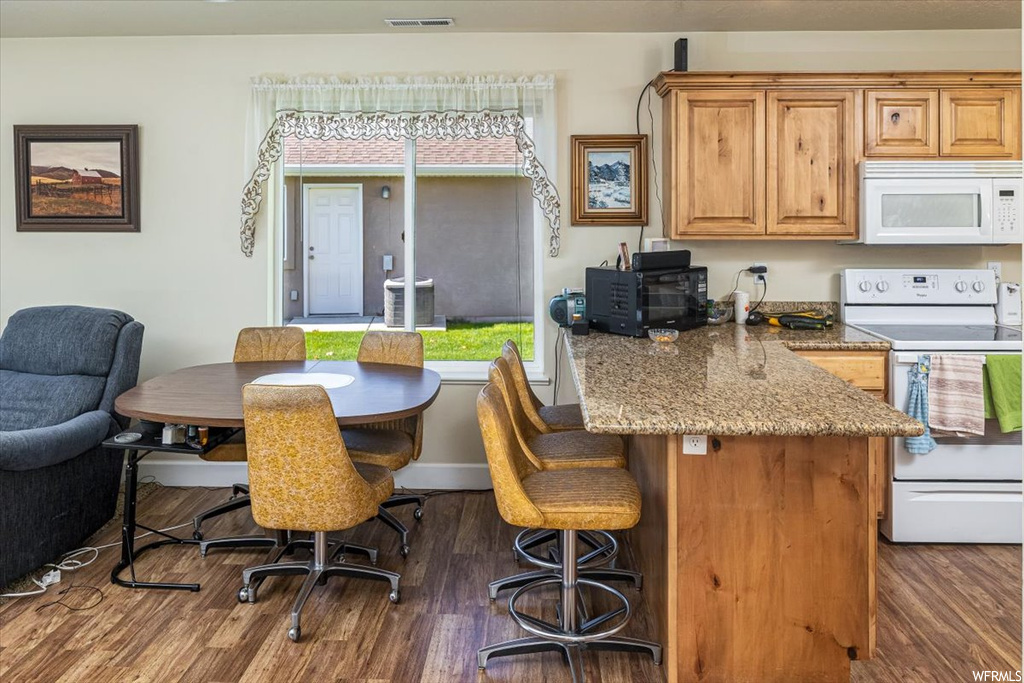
[585,265,708,337]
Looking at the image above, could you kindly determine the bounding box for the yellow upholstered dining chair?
[502,339,586,432]
[475,382,661,678]
[341,331,427,557]
[194,326,374,564]
[238,384,401,642]
[192,327,307,552]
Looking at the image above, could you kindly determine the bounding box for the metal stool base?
[477,637,663,682]
[480,530,661,683]
[239,531,399,642]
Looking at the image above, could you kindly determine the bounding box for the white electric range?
[841,268,1023,543]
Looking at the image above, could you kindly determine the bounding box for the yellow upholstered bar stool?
[502,339,586,432]
[194,327,376,564]
[487,358,641,599]
[341,331,427,557]
[237,384,401,643]
[491,356,624,471]
[476,383,661,681]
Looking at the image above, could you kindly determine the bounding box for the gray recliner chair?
[0,305,144,588]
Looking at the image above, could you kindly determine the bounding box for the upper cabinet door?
[940,89,1021,158]
[864,89,939,157]
[767,91,856,237]
[669,90,765,237]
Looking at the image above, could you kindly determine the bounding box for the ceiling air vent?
[384,18,455,28]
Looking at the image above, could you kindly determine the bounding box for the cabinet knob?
[309,254,315,260]
[890,112,900,125]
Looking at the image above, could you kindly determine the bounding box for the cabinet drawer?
[795,351,887,391]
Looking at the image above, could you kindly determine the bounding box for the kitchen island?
[564,323,923,683]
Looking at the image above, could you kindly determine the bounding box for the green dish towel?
[985,355,1022,433]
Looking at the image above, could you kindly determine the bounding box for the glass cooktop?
[855,324,1023,351]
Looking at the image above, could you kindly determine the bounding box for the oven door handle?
[894,352,990,365]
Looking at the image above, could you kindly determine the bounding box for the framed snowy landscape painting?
[570,134,647,225]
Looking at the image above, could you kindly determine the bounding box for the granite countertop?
[564,323,923,438]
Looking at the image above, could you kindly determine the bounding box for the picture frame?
[570,134,648,226]
[14,125,140,232]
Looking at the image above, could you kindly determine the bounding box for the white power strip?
[40,569,61,587]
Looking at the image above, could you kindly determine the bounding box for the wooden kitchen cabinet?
[940,88,1021,158]
[665,90,765,237]
[864,89,939,157]
[654,71,1021,241]
[796,350,890,520]
[767,90,857,237]
[793,350,886,390]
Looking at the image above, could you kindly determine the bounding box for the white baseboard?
[138,457,492,491]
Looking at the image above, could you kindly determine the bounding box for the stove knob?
[858,281,872,293]
[954,280,968,293]
[972,280,985,293]
[876,280,890,293]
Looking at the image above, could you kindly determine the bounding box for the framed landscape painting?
[571,134,648,226]
[14,125,140,232]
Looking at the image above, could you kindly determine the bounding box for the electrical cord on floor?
[0,521,193,599]
[35,574,104,613]
[0,547,100,599]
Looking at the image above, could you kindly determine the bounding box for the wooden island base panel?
[629,434,876,683]
[563,326,922,683]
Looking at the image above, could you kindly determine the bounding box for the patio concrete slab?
[287,315,448,332]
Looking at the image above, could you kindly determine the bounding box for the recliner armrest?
[0,410,115,472]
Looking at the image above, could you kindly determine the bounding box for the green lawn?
[305,322,534,362]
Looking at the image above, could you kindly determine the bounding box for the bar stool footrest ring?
[508,577,632,644]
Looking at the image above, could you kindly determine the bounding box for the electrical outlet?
[682,435,707,455]
[752,263,767,285]
[988,261,1002,281]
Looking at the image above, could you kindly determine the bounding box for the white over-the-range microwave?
[854,160,1023,245]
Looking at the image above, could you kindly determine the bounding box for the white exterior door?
[305,186,363,315]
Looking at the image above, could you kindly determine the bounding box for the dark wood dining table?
[106,360,442,591]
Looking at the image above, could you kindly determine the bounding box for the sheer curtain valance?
[241,74,561,257]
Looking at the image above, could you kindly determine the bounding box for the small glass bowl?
[707,306,734,326]
[648,328,679,343]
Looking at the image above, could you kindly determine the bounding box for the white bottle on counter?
[734,290,750,325]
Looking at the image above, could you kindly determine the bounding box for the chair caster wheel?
[389,588,401,604]
[288,626,300,642]
[237,586,249,603]
[399,544,410,558]
[193,530,203,541]
[413,507,423,521]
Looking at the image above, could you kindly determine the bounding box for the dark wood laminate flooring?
[0,487,1019,682]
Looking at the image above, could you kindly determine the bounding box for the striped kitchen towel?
[928,354,986,437]
[904,357,936,455]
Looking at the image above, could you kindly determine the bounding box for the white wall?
[1,29,1020,483]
